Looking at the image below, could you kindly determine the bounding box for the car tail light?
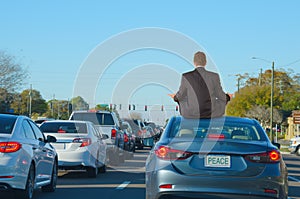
[155,146,193,160]
[0,142,22,153]
[159,184,173,189]
[264,188,277,194]
[244,150,280,163]
[207,134,225,139]
[0,175,14,178]
[111,129,117,138]
[73,138,91,147]
[124,134,129,143]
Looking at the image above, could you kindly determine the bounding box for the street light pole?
[252,57,274,142]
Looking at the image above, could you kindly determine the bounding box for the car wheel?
[86,166,98,178]
[17,164,35,199]
[98,164,106,173]
[296,147,300,156]
[41,160,57,192]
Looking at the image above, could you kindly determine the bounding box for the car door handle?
[32,147,38,150]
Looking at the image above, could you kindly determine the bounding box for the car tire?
[17,164,35,199]
[41,160,57,192]
[86,166,98,178]
[296,146,300,156]
[98,164,106,173]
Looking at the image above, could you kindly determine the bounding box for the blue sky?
[1,0,300,113]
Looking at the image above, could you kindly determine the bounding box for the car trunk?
[168,138,268,177]
[44,133,87,151]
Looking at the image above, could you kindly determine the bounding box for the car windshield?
[168,117,264,141]
[0,116,16,134]
[71,113,114,125]
[40,122,88,134]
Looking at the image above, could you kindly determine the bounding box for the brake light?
[207,134,225,139]
[159,184,173,189]
[0,176,14,178]
[73,138,91,147]
[124,134,129,143]
[0,142,22,153]
[111,129,117,138]
[245,150,280,163]
[264,188,277,194]
[155,146,193,160]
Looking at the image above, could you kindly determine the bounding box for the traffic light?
[110,104,112,110]
[68,103,72,113]
[176,105,178,111]
[129,104,131,110]
[145,105,147,111]
[161,105,164,111]
[132,104,135,110]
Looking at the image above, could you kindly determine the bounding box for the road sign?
[293,111,300,124]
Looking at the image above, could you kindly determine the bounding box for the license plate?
[205,155,231,168]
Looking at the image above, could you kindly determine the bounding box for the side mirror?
[47,135,57,143]
[101,134,109,140]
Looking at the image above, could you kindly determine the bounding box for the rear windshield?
[70,113,115,125]
[0,116,16,134]
[40,122,88,134]
[168,118,264,141]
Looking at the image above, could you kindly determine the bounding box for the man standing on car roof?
[169,51,229,118]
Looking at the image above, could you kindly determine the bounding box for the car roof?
[0,113,27,119]
[173,115,258,124]
[41,119,91,124]
[71,110,112,114]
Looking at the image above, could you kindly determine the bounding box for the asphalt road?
[5,149,300,199]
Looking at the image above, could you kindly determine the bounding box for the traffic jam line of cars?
[0,111,292,199]
[0,111,159,199]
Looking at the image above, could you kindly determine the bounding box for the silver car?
[145,116,288,199]
[40,120,107,178]
[0,114,58,199]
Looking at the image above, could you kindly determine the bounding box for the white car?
[0,113,58,199]
[288,136,300,155]
[40,120,107,178]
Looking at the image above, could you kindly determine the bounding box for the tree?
[0,51,28,92]
[0,88,14,112]
[10,89,47,116]
[44,99,70,119]
[70,96,89,111]
[226,68,299,127]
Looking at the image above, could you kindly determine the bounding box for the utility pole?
[270,61,274,142]
[259,68,262,86]
[29,84,32,118]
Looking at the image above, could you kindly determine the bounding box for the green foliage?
[10,89,47,116]
[226,68,300,127]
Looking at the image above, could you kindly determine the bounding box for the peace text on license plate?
[205,155,231,168]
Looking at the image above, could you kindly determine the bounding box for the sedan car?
[121,121,136,158]
[39,120,107,178]
[145,116,288,199]
[0,113,58,199]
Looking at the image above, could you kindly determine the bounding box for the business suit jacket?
[174,67,227,118]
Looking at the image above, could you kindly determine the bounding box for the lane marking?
[116,181,131,190]
[288,176,300,182]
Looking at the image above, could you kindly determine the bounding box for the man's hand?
[168,94,175,99]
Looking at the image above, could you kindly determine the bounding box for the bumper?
[56,149,97,169]
[0,156,29,190]
[146,168,286,199]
